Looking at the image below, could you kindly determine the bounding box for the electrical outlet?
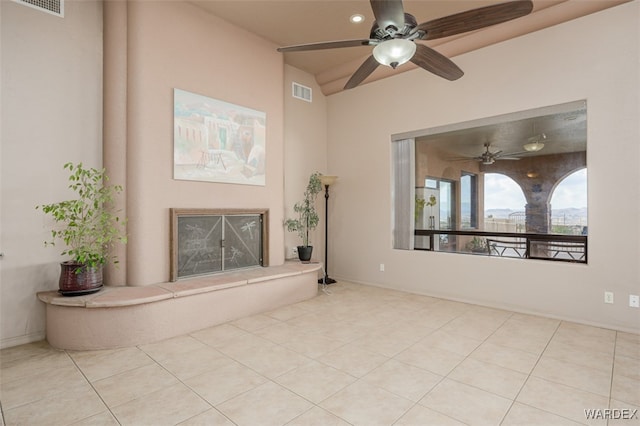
[379,263,385,272]
[630,295,640,308]
[604,291,614,304]
[291,247,298,256]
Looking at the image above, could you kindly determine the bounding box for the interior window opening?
[392,100,588,263]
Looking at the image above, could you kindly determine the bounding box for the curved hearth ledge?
[37,262,321,350]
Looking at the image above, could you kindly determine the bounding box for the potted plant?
[284,171,322,261]
[465,236,488,253]
[36,162,127,296]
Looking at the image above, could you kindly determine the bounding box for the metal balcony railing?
[414,229,587,263]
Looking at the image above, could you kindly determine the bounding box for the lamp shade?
[320,175,338,186]
[373,39,416,69]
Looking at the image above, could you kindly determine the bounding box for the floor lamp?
[319,175,338,284]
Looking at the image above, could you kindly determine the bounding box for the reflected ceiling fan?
[461,143,524,165]
[277,0,533,90]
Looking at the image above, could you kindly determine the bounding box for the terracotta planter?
[297,245,313,262]
[59,261,103,296]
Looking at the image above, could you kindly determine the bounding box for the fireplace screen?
[170,208,268,281]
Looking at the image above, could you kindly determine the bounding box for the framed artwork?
[173,89,266,186]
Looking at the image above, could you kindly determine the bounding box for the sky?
[484,169,587,211]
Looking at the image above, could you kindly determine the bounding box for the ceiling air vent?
[292,82,312,103]
[12,0,64,17]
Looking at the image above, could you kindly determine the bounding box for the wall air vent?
[12,0,64,17]
[292,82,312,102]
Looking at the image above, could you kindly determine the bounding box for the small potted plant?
[284,171,322,261]
[37,162,127,295]
[465,236,488,254]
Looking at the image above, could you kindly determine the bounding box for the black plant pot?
[297,245,313,262]
[59,261,103,296]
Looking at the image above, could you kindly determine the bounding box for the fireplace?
[170,208,268,281]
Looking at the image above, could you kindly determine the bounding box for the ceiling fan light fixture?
[523,133,547,152]
[373,39,416,69]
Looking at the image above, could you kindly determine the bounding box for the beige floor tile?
[4,381,106,426]
[282,332,345,359]
[502,402,584,425]
[253,321,308,345]
[394,404,467,426]
[265,303,310,321]
[153,345,232,380]
[321,342,389,378]
[138,334,209,361]
[92,362,180,407]
[72,410,120,425]
[419,378,512,425]
[448,357,528,399]
[532,356,612,397]
[470,341,540,374]
[286,406,351,426]
[214,332,278,359]
[177,408,236,425]
[608,399,640,426]
[618,332,640,343]
[231,313,283,332]
[320,381,413,426]
[0,340,56,364]
[111,382,210,425]
[395,343,465,376]
[0,349,74,383]
[440,308,510,340]
[517,376,609,425]
[487,318,555,355]
[611,373,640,406]
[360,359,442,402]
[354,331,417,358]
[552,322,616,356]
[275,360,355,403]
[227,342,312,379]
[190,323,249,347]
[68,346,153,382]
[543,338,614,373]
[1,363,89,410]
[183,360,268,405]
[417,329,483,357]
[616,337,640,360]
[614,353,640,380]
[217,381,313,426]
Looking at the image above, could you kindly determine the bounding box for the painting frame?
[173,89,266,186]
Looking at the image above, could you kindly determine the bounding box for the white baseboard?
[1,331,46,349]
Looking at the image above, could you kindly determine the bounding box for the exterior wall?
[0,0,103,348]
[327,2,640,333]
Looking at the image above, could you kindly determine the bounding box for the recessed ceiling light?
[350,14,364,24]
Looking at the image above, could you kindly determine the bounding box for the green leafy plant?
[465,236,487,252]
[284,172,322,247]
[415,196,426,221]
[36,162,127,268]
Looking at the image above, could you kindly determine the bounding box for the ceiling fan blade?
[277,39,374,52]
[410,44,463,81]
[370,0,406,33]
[415,0,534,41]
[344,55,380,90]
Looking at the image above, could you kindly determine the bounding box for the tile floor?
[1,281,639,426]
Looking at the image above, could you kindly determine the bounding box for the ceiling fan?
[464,143,524,165]
[277,0,534,90]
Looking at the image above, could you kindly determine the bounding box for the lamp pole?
[319,175,337,284]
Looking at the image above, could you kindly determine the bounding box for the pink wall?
[106,1,285,286]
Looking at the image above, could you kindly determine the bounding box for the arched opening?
[484,173,526,233]
[550,168,588,235]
